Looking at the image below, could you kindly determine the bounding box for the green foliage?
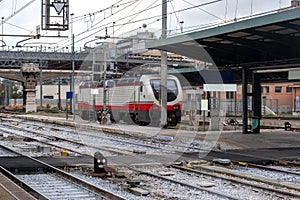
[46,103,51,109]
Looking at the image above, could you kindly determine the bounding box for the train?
[77,74,183,126]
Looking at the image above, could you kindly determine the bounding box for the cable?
[78,0,149,36]
[73,0,133,21]
[181,0,224,22]
[225,0,228,22]
[58,0,145,48]
[14,0,18,14]
[4,21,34,33]
[1,0,36,25]
[250,0,253,16]
[114,0,157,36]
[77,0,213,39]
[60,0,222,49]
[234,0,239,21]
[170,1,180,24]
[75,0,140,38]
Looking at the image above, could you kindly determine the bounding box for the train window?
[140,81,143,92]
[118,79,128,85]
[150,79,160,100]
[80,81,94,88]
[127,79,135,83]
[150,79,178,102]
[106,80,115,88]
[96,81,104,87]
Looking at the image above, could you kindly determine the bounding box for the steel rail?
[171,165,300,199]
[0,144,125,200]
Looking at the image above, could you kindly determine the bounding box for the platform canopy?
[146,7,300,69]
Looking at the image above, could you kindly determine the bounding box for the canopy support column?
[242,67,249,134]
[252,72,261,133]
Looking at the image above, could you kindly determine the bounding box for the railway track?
[231,162,300,182]
[0,118,205,156]
[131,164,299,200]
[171,164,300,199]
[130,166,238,200]
[0,120,159,157]
[1,117,300,167]
[0,145,124,200]
[0,116,300,199]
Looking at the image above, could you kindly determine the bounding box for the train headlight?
[173,105,180,110]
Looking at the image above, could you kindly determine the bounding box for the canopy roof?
[146,7,300,69]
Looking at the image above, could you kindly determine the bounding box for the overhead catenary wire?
[61,0,223,49]
[58,0,166,47]
[57,0,158,48]
[58,0,141,48]
[225,0,228,22]
[181,0,225,22]
[114,0,158,36]
[57,0,139,45]
[169,0,181,33]
[234,0,239,21]
[0,0,36,25]
[76,0,158,38]
[4,21,34,33]
[250,0,253,16]
[72,0,136,22]
[59,0,170,47]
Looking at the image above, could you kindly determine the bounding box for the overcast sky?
[0,0,292,49]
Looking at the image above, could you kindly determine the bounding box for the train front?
[142,75,182,126]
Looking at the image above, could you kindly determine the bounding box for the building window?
[226,91,234,99]
[274,86,282,94]
[264,86,269,94]
[286,87,292,94]
[44,95,54,99]
[266,87,269,93]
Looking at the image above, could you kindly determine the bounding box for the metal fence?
[181,98,282,116]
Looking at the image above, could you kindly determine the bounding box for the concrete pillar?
[21,63,40,113]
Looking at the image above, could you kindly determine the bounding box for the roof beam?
[217,35,283,58]
[244,29,300,49]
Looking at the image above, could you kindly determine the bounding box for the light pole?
[161,0,168,127]
[1,17,4,49]
[71,13,75,120]
[102,45,107,124]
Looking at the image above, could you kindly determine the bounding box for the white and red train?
[78,74,182,126]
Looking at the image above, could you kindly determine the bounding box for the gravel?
[136,166,297,200]
[235,166,300,184]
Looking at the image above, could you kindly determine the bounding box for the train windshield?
[150,79,178,102]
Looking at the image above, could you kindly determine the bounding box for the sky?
[0,0,292,50]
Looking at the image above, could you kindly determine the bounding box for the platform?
[0,172,35,200]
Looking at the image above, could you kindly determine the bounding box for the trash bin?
[284,122,291,131]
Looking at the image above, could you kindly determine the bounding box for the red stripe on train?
[78,102,181,112]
